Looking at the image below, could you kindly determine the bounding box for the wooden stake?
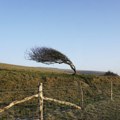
[111,80,113,101]
[38,83,43,120]
[80,82,84,108]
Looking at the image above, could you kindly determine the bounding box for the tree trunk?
[69,63,76,75]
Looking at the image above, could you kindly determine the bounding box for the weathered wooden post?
[80,82,84,108]
[111,80,113,101]
[38,82,43,120]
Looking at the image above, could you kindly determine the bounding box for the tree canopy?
[27,47,76,75]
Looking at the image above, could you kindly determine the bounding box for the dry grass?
[0,63,120,119]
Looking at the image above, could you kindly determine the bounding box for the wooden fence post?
[111,80,113,101]
[38,82,43,120]
[80,82,84,108]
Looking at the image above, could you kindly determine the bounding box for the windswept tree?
[27,47,76,75]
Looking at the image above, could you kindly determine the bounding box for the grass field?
[0,63,120,120]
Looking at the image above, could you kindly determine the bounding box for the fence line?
[1,79,118,119]
[0,83,81,119]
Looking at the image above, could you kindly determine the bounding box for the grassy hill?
[0,63,120,120]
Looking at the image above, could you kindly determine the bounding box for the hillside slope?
[0,63,120,120]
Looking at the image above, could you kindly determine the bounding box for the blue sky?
[0,0,120,74]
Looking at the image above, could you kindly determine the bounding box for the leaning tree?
[27,47,76,75]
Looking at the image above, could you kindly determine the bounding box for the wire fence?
[0,82,82,120]
[0,79,120,120]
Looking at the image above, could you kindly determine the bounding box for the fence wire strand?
[0,80,120,120]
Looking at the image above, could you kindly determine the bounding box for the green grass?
[0,63,120,120]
